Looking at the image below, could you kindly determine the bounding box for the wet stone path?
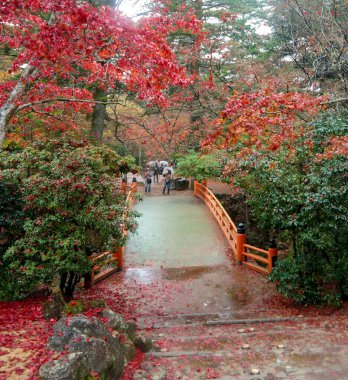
[100,182,348,380]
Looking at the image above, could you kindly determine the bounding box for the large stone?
[39,352,89,380]
[48,315,110,351]
[175,178,189,191]
[70,336,124,379]
[102,308,128,332]
[134,370,147,380]
[150,368,167,380]
[123,338,136,362]
[102,309,136,341]
[126,321,137,342]
[45,314,125,380]
[134,333,154,353]
[42,292,65,321]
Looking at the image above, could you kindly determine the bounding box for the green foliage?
[270,254,345,307]
[0,181,28,300]
[118,155,138,174]
[64,298,106,315]
[232,112,348,305]
[65,299,86,315]
[0,139,138,300]
[176,151,223,181]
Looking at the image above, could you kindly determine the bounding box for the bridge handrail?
[194,181,238,257]
[194,180,277,275]
[84,182,137,288]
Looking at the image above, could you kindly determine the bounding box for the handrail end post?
[236,223,247,264]
[84,271,94,289]
[193,179,198,195]
[114,246,124,271]
[268,239,278,273]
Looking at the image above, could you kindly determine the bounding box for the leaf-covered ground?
[1,273,347,379]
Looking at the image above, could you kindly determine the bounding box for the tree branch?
[17,98,122,111]
[321,97,348,105]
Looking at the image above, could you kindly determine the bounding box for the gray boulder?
[175,178,189,191]
[39,352,89,380]
[44,315,125,380]
[42,292,65,321]
[125,321,137,342]
[102,308,128,332]
[49,315,110,350]
[102,308,136,342]
[123,337,136,362]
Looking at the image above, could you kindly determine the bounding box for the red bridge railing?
[194,180,277,275]
[84,181,137,288]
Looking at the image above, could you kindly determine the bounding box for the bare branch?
[321,97,348,105]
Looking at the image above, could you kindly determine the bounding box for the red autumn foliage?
[203,85,326,154]
[0,0,204,146]
[0,298,55,380]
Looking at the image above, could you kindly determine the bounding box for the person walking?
[143,165,152,193]
[153,161,160,183]
[162,163,174,195]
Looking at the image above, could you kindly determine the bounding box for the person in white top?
[162,163,174,195]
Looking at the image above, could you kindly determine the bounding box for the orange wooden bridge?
[85,179,277,287]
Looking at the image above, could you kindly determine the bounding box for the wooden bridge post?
[236,223,247,264]
[114,246,124,271]
[131,177,138,192]
[268,239,278,273]
[193,180,198,195]
[84,265,96,289]
[121,178,127,194]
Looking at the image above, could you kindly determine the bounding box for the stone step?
[137,311,305,330]
[138,343,348,380]
[134,312,348,380]
[141,317,328,343]
[148,327,347,356]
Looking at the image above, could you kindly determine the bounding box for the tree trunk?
[60,271,81,301]
[0,65,35,148]
[91,87,107,142]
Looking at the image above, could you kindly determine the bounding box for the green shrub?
[176,151,224,181]
[230,111,348,306]
[0,139,138,300]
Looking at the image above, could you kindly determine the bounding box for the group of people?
[143,161,174,195]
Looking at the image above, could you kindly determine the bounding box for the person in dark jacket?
[153,161,160,183]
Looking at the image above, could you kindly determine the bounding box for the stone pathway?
[107,182,348,380]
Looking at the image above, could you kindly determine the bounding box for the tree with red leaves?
[203,83,325,154]
[0,0,203,147]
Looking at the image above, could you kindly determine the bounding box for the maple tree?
[112,0,295,161]
[0,0,203,147]
[202,80,324,153]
